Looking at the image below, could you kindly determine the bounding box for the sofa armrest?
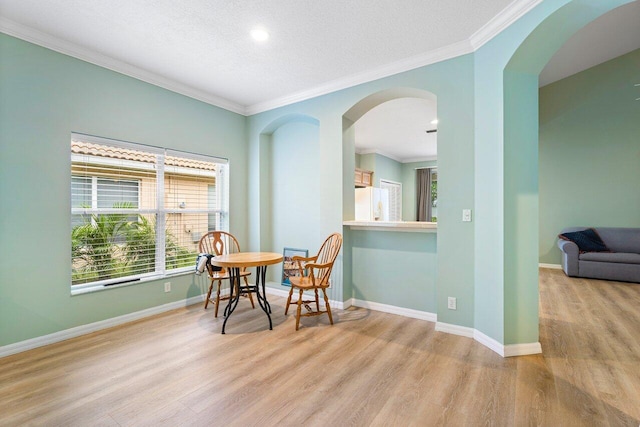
[557,239,579,276]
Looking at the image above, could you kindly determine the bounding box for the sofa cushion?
[579,252,640,264]
[595,228,640,253]
[559,228,609,253]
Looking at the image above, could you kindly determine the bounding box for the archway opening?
[501,0,635,345]
[342,88,438,223]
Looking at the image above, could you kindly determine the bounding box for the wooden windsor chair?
[284,233,343,330]
[198,231,255,317]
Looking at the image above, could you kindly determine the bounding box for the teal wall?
[350,230,437,312]
[359,152,375,173]
[471,0,631,345]
[0,34,248,346]
[2,0,633,350]
[539,49,640,264]
[248,53,476,328]
[269,120,321,282]
[359,153,402,187]
[371,153,403,187]
[346,155,438,309]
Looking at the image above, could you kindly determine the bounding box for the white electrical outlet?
[164,282,171,293]
[462,209,472,222]
[447,297,457,310]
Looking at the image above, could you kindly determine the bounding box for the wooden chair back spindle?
[197,231,255,316]
[285,233,343,330]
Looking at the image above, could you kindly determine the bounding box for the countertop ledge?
[343,221,437,233]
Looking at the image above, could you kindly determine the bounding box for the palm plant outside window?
[70,134,229,292]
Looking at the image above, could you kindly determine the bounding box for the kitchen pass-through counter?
[343,220,437,233]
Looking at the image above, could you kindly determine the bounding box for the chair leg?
[204,279,214,309]
[285,286,294,315]
[295,289,304,331]
[214,279,222,318]
[323,288,333,325]
[314,289,320,312]
[243,276,255,309]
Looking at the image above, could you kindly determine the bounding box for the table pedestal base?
[222,265,272,334]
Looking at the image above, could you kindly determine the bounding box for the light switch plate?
[462,209,472,222]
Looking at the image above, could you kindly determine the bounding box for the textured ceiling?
[0,0,515,113]
[2,1,635,163]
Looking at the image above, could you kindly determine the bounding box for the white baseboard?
[352,299,437,322]
[504,342,543,357]
[435,322,542,357]
[264,284,347,310]
[473,329,506,355]
[435,321,474,337]
[264,287,435,320]
[0,294,205,359]
[539,263,562,270]
[2,285,543,359]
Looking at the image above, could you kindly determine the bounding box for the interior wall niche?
[259,114,320,282]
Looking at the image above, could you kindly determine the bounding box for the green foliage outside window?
[71,203,196,285]
[430,179,437,222]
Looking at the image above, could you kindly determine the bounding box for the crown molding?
[247,0,543,115]
[2,0,542,117]
[0,17,247,116]
[356,148,404,163]
[356,148,437,164]
[246,39,474,115]
[469,0,543,50]
[401,155,438,164]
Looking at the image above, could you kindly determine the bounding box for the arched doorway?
[499,0,634,348]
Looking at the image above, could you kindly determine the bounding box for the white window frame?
[70,133,229,294]
[71,176,141,223]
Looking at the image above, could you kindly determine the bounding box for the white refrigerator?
[355,187,389,221]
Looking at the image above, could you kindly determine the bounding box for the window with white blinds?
[70,133,229,291]
[380,179,402,221]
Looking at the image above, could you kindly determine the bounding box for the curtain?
[416,168,432,222]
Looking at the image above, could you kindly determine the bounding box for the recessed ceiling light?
[251,28,269,42]
[430,119,438,125]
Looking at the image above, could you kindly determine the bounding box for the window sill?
[71,269,193,296]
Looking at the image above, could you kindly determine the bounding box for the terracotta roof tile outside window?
[71,140,216,171]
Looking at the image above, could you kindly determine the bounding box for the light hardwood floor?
[1,269,639,426]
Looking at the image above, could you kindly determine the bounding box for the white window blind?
[380,179,402,221]
[70,133,228,291]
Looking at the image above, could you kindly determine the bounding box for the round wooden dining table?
[210,252,283,334]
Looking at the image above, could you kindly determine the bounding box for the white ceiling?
[539,1,640,87]
[1,1,637,163]
[355,98,437,163]
[0,0,527,114]
[358,2,640,163]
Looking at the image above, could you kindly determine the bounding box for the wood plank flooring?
[1,269,639,426]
